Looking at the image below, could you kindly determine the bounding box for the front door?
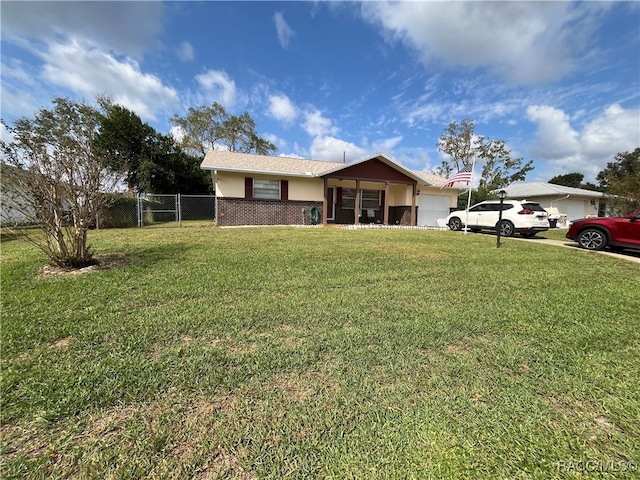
[327,186,336,221]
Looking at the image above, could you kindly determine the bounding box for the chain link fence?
[97,194,215,229]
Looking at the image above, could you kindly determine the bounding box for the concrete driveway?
[509,236,640,264]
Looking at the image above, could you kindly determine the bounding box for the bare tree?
[436,119,533,203]
[1,98,124,268]
[170,102,276,157]
[435,119,481,177]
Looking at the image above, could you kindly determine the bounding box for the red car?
[566,212,640,251]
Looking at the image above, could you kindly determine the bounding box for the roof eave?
[200,165,319,178]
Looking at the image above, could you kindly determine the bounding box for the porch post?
[411,183,417,226]
[355,180,361,225]
[322,177,328,225]
[384,181,390,225]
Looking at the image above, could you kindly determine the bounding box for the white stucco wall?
[215,171,324,201]
[215,172,245,198]
[288,177,323,201]
[214,172,459,209]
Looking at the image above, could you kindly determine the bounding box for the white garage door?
[418,195,451,226]
[566,200,586,222]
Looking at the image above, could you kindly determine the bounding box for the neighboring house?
[501,182,605,225]
[200,151,459,227]
[0,163,36,226]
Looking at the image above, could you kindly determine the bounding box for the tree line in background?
[0,96,276,267]
[436,119,639,214]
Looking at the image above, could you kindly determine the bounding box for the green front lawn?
[2,226,638,479]
[543,227,572,242]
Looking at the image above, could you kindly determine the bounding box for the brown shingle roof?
[201,150,344,177]
[200,150,451,186]
[413,170,448,187]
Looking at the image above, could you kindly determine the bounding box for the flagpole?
[463,156,477,235]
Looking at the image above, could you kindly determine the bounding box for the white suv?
[446,200,550,237]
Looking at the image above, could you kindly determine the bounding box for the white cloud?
[527,104,640,181]
[273,12,295,49]
[0,60,48,119]
[309,136,367,162]
[195,70,237,108]
[0,122,14,143]
[527,105,581,159]
[372,136,403,152]
[177,41,194,62]
[169,125,185,143]
[39,40,179,122]
[1,2,164,59]
[302,110,337,137]
[278,152,304,159]
[268,94,298,123]
[360,1,610,84]
[581,104,640,159]
[264,133,286,149]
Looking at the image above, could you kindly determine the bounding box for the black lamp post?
[496,190,506,248]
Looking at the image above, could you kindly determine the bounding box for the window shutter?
[281,180,288,201]
[245,177,253,199]
[380,189,385,208]
[337,187,342,203]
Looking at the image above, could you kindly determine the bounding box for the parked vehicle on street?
[446,200,549,237]
[566,212,640,251]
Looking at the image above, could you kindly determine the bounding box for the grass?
[1,225,639,479]
[543,227,572,242]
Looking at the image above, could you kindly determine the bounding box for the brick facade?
[389,206,414,225]
[218,198,323,226]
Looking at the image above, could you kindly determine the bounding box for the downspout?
[549,195,569,211]
[549,195,569,227]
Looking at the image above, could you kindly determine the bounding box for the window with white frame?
[253,179,280,199]
[342,188,380,209]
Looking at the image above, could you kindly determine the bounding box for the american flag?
[441,166,473,188]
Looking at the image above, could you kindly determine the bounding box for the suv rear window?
[521,202,546,212]
[485,203,514,211]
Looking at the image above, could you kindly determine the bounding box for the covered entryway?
[320,154,421,226]
[417,195,451,227]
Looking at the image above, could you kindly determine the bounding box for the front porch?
[320,157,419,226]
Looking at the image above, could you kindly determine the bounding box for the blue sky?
[1,1,639,183]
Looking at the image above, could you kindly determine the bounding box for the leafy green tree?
[436,119,533,206]
[0,98,124,268]
[596,148,640,214]
[170,102,276,157]
[95,100,211,194]
[549,172,584,188]
[435,119,477,178]
[548,172,601,191]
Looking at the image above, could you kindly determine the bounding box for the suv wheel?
[578,228,607,251]
[448,217,462,231]
[498,220,514,237]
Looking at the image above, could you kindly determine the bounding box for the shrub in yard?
[0,98,125,268]
[99,194,138,228]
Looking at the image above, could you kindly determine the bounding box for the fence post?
[176,194,181,226]
[137,193,142,227]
